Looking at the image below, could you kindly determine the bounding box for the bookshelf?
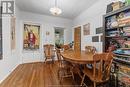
[103,5,130,87]
[103,5,130,52]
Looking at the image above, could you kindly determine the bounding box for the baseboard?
[0,63,19,84]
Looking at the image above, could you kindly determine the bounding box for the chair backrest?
[55,48,62,61]
[85,46,96,53]
[62,44,70,51]
[43,44,55,58]
[93,53,113,82]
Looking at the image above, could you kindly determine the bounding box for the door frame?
[74,26,81,51]
[54,27,65,48]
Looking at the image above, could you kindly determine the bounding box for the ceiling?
[16,0,99,19]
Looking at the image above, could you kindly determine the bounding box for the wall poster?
[83,23,90,35]
[23,23,40,51]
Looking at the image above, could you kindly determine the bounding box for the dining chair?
[85,46,96,53]
[85,46,96,69]
[55,48,62,66]
[43,44,55,63]
[81,53,113,87]
[55,48,74,84]
[62,44,71,51]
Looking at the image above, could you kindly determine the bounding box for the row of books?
[106,12,130,29]
[124,27,130,36]
[118,65,130,86]
[107,27,130,36]
[107,31,118,36]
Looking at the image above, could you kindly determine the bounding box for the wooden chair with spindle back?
[44,44,55,63]
[62,44,71,51]
[85,46,96,70]
[55,48,74,84]
[55,48,62,66]
[62,44,81,78]
[85,46,96,53]
[81,53,113,87]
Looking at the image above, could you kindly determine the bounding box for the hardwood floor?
[0,62,79,87]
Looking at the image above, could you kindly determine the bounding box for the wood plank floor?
[0,62,80,87]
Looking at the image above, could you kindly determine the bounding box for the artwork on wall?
[11,16,16,50]
[92,36,99,42]
[83,23,90,35]
[100,35,103,42]
[0,7,2,59]
[23,23,40,51]
[96,27,103,34]
[46,31,50,36]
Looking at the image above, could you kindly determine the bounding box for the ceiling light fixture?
[50,0,62,16]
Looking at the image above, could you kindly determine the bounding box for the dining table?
[60,50,95,64]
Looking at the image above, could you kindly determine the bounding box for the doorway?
[55,27,64,48]
[74,26,81,51]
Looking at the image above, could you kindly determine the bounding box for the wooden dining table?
[61,50,95,64]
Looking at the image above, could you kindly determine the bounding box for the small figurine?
[119,28,125,36]
[107,19,111,29]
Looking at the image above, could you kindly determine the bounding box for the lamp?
[50,0,62,15]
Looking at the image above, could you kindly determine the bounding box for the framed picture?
[0,8,2,59]
[100,35,103,42]
[23,23,40,51]
[83,23,90,35]
[92,36,99,42]
[11,16,16,50]
[96,27,103,34]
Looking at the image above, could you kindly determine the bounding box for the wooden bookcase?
[103,5,130,87]
[103,5,130,52]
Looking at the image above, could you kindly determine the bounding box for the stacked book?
[108,31,119,36]
[124,27,130,36]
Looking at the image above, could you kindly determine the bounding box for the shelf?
[114,53,130,57]
[106,24,130,31]
[105,36,130,38]
[118,71,130,78]
[106,27,118,30]
[118,72,130,85]
[103,5,130,53]
[120,48,130,50]
[104,5,130,17]
[113,57,130,66]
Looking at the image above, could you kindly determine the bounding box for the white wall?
[0,0,113,83]
[73,0,112,52]
[0,2,73,83]
[18,11,73,63]
[0,3,21,83]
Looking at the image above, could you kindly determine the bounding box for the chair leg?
[59,62,61,67]
[80,74,85,86]
[94,82,96,87]
[44,58,47,64]
[59,76,63,85]
[71,71,74,80]
[52,57,55,64]
[58,69,62,84]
